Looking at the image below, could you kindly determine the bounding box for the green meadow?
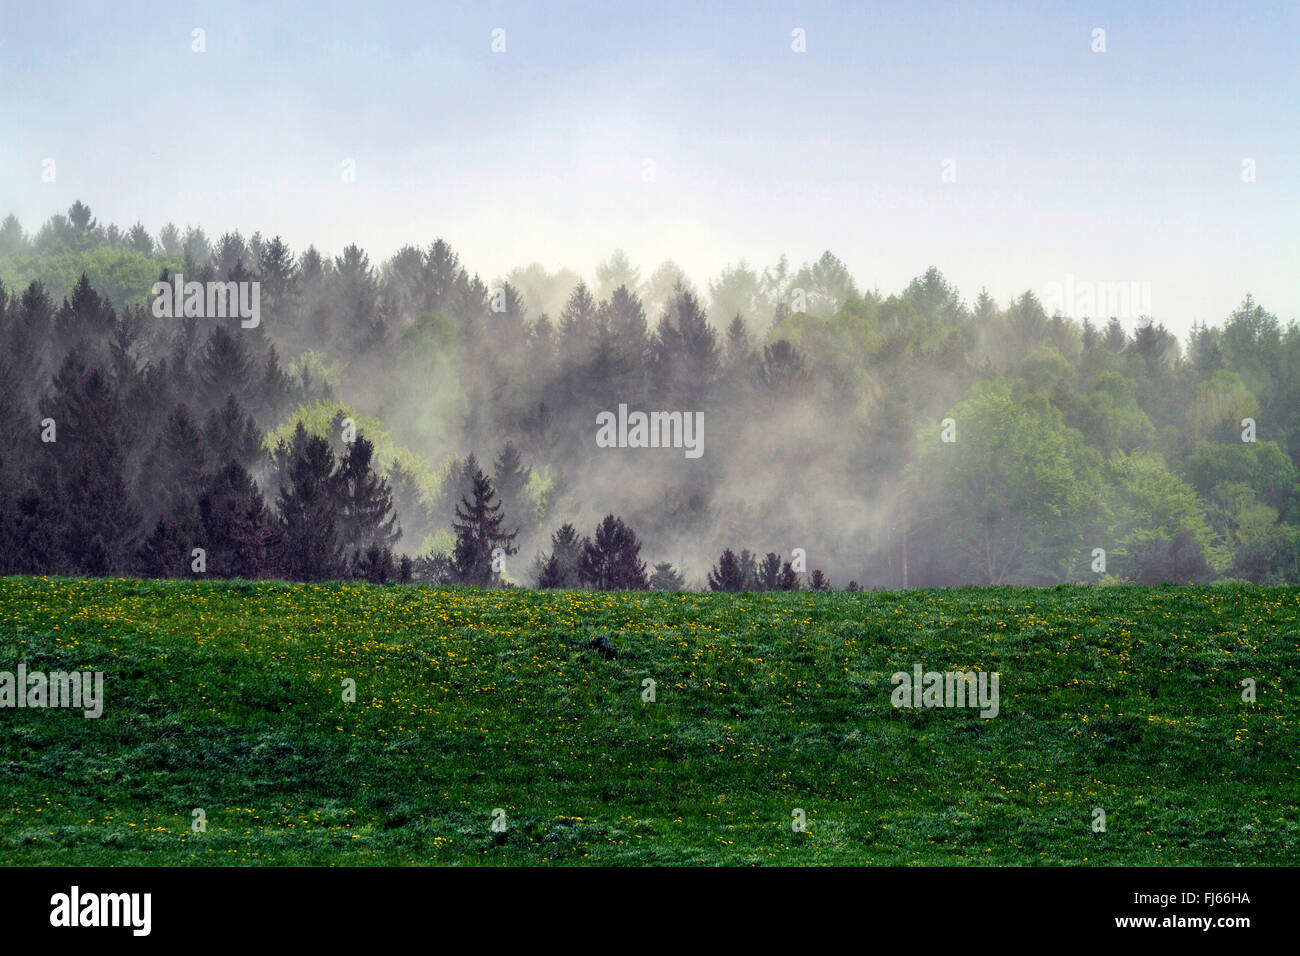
[0,576,1296,865]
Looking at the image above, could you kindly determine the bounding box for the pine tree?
[136,514,192,578]
[756,551,782,590]
[650,561,685,591]
[43,352,141,574]
[777,561,800,590]
[438,452,483,526]
[707,548,747,592]
[258,236,299,333]
[450,464,517,586]
[9,281,54,395]
[653,286,719,405]
[578,515,649,590]
[420,239,461,315]
[725,314,752,367]
[331,434,400,562]
[558,282,599,349]
[215,231,248,276]
[158,222,181,255]
[182,226,213,268]
[352,542,397,584]
[0,215,27,254]
[602,284,649,371]
[333,244,381,354]
[143,403,207,519]
[127,222,154,255]
[4,487,64,574]
[258,345,293,423]
[67,201,98,236]
[276,424,344,580]
[535,522,587,588]
[758,340,811,392]
[197,460,282,578]
[493,441,534,540]
[388,461,434,551]
[737,548,759,590]
[536,553,566,589]
[203,395,263,470]
[55,273,116,357]
[199,326,254,411]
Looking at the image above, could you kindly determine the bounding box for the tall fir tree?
[535,522,587,588]
[579,515,649,590]
[197,460,283,578]
[450,464,518,586]
[276,424,344,581]
[43,352,141,574]
[331,434,400,569]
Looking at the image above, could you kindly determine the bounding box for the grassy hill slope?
[1,577,1296,865]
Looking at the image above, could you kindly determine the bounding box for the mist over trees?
[2,202,1299,588]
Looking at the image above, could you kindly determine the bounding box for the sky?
[2,0,1296,333]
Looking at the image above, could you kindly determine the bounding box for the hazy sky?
[2,0,1296,332]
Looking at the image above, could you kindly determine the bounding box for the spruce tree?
[450,465,517,586]
[650,561,685,591]
[707,548,747,592]
[738,548,759,590]
[197,460,282,578]
[276,424,344,580]
[535,522,587,588]
[579,515,649,590]
[492,441,534,540]
[756,552,782,590]
[331,434,400,559]
[44,353,141,574]
[389,460,434,551]
[143,403,207,519]
[198,326,254,412]
[203,395,263,470]
[135,512,196,578]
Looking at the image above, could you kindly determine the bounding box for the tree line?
[2,202,1298,588]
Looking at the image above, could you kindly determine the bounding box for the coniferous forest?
[1,201,1297,591]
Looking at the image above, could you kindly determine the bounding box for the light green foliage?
[1105,450,1229,573]
[1074,372,1155,455]
[918,378,1105,583]
[266,399,440,504]
[787,250,859,318]
[1020,346,1078,397]
[1184,440,1297,509]
[391,311,469,453]
[1186,370,1261,441]
[287,350,347,393]
[0,246,185,310]
[768,297,883,408]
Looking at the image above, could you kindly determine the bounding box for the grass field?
[0,576,1296,865]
